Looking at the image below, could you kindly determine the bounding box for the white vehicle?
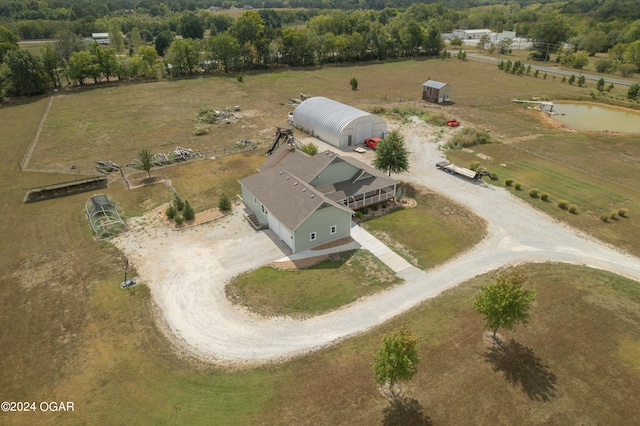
[354,147,366,153]
[121,278,136,288]
[287,112,294,124]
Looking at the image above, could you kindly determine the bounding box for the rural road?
[113,121,640,363]
[464,52,635,86]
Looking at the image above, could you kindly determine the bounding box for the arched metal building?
[292,97,387,149]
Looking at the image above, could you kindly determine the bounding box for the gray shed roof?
[423,80,449,89]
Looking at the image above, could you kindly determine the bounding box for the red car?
[364,137,381,149]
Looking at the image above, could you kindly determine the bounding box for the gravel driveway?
[113,121,640,364]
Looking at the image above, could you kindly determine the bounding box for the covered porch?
[342,184,396,210]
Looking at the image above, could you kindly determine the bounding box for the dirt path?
[112,121,640,364]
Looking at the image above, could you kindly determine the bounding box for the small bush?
[372,204,379,211]
[361,207,369,214]
[166,204,177,219]
[569,205,579,214]
[300,142,318,156]
[514,182,522,190]
[237,74,244,82]
[355,211,364,219]
[601,214,610,222]
[350,76,358,90]
[610,211,618,220]
[218,193,232,211]
[529,188,540,198]
[193,125,210,136]
[540,192,549,201]
[505,179,514,187]
[558,200,569,210]
[381,202,388,209]
[469,162,481,170]
[183,200,195,221]
[174,214,184,225]
[618,208,628,217]
[174,194,185,211]
[490,173,499,181]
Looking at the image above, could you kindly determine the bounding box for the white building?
[292,97,387,149]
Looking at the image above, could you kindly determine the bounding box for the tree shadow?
[484,338,557,402]
[382,396,432,426]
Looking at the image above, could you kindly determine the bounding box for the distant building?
[453,29,492,40]
[91,32,110,45]
[422,80,451,103]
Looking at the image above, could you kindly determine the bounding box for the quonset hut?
[292,97,387,149]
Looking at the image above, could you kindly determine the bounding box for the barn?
[292,97,387,149]
[422,80,451,103]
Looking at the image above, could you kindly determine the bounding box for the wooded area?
[1,0,640,97]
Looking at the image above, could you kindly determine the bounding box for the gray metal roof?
[293,97,382,140]
[423,80,449,89]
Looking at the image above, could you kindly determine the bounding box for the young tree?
[183,200,195,221]
[597,77,605,92]
[137,146,154,178]
[473,267,536,339]
[300,142,318,156]
[449,37,463,49]
[372,324,422,398]
[350,76,358,90]
[373,130,410,176]
[218,193,232,211]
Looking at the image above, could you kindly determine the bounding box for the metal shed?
[292,97,387,149]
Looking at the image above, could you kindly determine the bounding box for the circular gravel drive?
[113,121,640,363]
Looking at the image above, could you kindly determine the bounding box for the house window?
[330,225,337,235]
[310,232,316,241]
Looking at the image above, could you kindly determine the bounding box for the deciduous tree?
[207,33,239,73]
[138,146,154,178]
[372,324,421,398]
[3,49,50,96]
[473,267,536,339]
[373,130,410,177]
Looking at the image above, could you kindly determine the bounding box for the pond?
[550,103,640,134]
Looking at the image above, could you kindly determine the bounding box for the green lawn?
[363,187,486,270]
[227,250,400,318]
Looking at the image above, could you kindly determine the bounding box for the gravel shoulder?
[112,121,640,364]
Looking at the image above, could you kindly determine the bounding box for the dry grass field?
[1,58,640,424]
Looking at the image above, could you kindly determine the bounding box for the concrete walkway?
[349,223,413,273]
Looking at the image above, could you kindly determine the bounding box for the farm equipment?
[267,126,294,155]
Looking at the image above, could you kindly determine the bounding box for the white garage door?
[268,213,294,251]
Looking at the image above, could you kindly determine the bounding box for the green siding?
[309,160,358,187]
[293,205,351,252]
[241,186,268,225]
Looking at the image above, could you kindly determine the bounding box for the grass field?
[1,57,640,424]
[226,250,401,317]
